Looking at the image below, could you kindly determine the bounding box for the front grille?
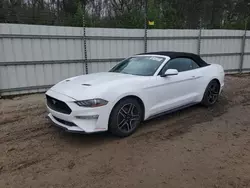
[53,116,76,127]
[46,95,72,114]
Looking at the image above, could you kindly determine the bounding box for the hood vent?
[82,84,91,86]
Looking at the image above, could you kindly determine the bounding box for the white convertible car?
[46,51,225,137]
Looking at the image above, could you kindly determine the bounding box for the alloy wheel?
[207,82,219,104]
[117,103,141,133]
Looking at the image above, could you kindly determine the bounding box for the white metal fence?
[0,24,250,96]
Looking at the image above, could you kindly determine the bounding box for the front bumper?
[46,89,111,133]
[48,113,86,133]
[220,83,224,94]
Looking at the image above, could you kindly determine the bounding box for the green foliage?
[71,1,83,27]
[0,0,250,29]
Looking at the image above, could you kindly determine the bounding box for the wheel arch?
[200,78,221,106]
[198,77,221,103]
[108,95,146,124]
[211,78,221,90]
[203,77,221,92]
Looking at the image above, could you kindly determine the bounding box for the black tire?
[109,98,143,137]
[201,80,220,107]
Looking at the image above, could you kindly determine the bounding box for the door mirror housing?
[161,69,178,77]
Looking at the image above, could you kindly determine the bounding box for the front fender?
[106,91,148,121]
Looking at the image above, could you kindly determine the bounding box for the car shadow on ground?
[52,127,117,146]
[48,96,229,146]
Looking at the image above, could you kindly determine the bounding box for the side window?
[160,58,200,74]
[192,61,199,69]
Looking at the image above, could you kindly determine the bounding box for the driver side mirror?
[161,69,178,77]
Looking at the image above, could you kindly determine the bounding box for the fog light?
[75,115,99,120]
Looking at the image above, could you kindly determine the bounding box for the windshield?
[109,56,165,76]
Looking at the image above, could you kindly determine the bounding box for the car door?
[146,57,202,117]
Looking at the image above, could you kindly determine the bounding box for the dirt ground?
[1,75,250,188]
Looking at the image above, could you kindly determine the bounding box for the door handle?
[192,75,201,79]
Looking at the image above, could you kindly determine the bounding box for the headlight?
[75,99,108,107]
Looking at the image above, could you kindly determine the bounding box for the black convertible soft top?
[138,51,209,67]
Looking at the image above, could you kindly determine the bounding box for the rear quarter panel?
[196,64,225,102]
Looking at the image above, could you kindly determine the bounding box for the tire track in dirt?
[132,96,229,143]
[0,102,50,144]
[1,75,250,188]
[132,77,250,143]
[0,108,46,125]
[0,125,57,144]
[2,158,45,173]
[0,152,59,174]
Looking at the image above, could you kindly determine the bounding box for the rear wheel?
[201,80,220,106]
[109,98,142,137]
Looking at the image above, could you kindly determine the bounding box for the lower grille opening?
[46,95,72,114]
[53,116,76,127]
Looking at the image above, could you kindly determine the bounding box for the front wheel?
[109,98,143,137]
[201,80,220,106]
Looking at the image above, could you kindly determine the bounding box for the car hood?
[49,72,142,100]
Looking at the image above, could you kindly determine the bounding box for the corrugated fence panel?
[1,38,15,62]
[147,30,199,53]
[246,38,250,53]
[87,27,144,58]
[200,30,243,71]
[0,24,86,95]
[202,56,240,71]
[245,31,250,53]
[86,28,143,73]
[243,55,250,69]
[242,31,250,69]
[0,24,250,96]
[0,24,84,62]
[200,30,243,54]
[88,61,120,74]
